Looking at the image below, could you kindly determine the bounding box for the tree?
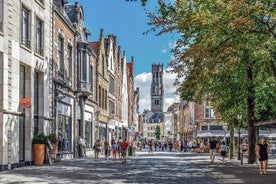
[155,125,161,140]
[133,0,276,164]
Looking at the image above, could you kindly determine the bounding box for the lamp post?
[237,112,242,161]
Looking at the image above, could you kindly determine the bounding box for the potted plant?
[33,133,48,166]
[48,133,58,162]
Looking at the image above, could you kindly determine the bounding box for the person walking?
[93,139,101,161]
[111,142,117,160]
[117,137,122,160]
[220,141,227,164]
[121,139,129,164]
[103,140,111,160]
[148,139,153,155]
[209,136,217,164]
[257,137,269,175]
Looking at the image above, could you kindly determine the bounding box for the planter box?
[33,144,45,166]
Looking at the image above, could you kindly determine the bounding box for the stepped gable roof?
[126,63,134,76]
[148,112,164,123]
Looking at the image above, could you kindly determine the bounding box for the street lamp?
[237,112,242,161]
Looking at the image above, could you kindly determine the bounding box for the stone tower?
[151,64,164,112]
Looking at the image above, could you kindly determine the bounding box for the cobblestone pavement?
[0,150,275,184]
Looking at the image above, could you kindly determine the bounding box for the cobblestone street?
[1,150,276,184]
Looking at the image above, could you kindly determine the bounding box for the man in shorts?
[121,139,129,164]
[209,136,217,164]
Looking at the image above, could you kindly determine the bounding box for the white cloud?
[135,68,180,113]
[162,49,168,53]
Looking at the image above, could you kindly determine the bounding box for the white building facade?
[0,0,52,171]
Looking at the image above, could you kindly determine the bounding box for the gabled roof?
[148,112,164,123]
[89,42,100,54]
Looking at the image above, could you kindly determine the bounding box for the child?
[220,141,227,164]
[112,142,117,160]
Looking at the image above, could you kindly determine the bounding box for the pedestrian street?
[0,150,276,184]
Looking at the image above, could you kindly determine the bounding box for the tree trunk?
[245,50,256,164]
[229,121,235,159]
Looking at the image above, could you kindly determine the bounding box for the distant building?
[151,64,164,113]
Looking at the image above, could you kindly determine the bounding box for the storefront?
[56,96,73,153]
[84,105,94,148]
[99,122,107,141]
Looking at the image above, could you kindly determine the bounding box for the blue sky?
[68,0,180,112]
[68,0,177,75]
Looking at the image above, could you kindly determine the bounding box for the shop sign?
[99,122,107,128]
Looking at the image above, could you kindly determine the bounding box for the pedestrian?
[209,136,217,164]
[117,137,122,160]
[112,141,117,160]
[93,139,101,160]
[121,139,129,164]
[200,142,205,153]
[79,136,87,157]
[241,138,248,154]
[104,140,110,160]
[220,141,227,163]
[132,140,137,156]
[257,137,269,175]
[148,139,153,155]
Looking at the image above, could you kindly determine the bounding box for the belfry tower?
[151,64,164,112]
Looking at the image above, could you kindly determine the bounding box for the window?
[0,0,3,32]
[68,45,72,79]
[34,71,39,135]
[35,17,43,55]
[155,99,159,105]
[201,126,208,131]
[82,52,89,82]
[58,36,64,73]
[21,7,30,48]
[205,107,214,118]
[90,65,93,93]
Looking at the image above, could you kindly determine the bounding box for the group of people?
[209,136,270,175]
[145,139,199,153]
[93,137,138,164]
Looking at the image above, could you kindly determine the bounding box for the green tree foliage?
[155,125,161,140]
[132,0,276,164]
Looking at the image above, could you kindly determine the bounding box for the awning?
[122,125,132,133]
[255,120,276,128]
[197,130,226,138]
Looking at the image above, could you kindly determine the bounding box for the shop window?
[58,115,71,151]
[85,121,92,148]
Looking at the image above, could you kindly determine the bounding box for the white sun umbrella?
[225,132,239,137]
[197,131,217,138]
[267,132,276,138]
